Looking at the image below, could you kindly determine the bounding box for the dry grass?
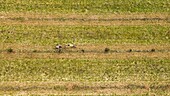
[0,52,169,60]
[1,43,169,51]
[1,18,169,26]
[0,44,169,59]
[0,12,169,19]
[0,13,169,26]
[0,12,169,95]
[0,81,169,95]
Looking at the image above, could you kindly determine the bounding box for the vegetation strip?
[0,81,169,95]
[0,82,169,91]
[0,0,169,13]
[0,0,170,95]
[0,59,169,81]
[0,49,170,53]
[3,17,169,22]
[0,25,169,45]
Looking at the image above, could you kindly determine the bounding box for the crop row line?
[0,84,169,90]
[0,49,169,53]
[2,73,170,75]
[1,2,169,5]
[5,17,169,22]
[0,80,169,82]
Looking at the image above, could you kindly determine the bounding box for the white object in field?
[67,43,76,48]
[55,44,62,49]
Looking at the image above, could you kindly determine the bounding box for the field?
[0,0,170,95]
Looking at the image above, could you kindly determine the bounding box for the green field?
[0,0,170,95]
[0,0,170,13]
[0,59,170,81]
[0,25,170,45]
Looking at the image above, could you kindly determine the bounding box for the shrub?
[127,49,132,52]
[32,50,37,53]
[104,48,110,53]
[150,49,155,52]
[81,49,85,53]
[6,48,13,53]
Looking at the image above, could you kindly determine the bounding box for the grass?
[0,0,170,14]
[0,0,170,95]
[0,81,169,95]
[0,58,169,81]
[0,25,169,45]
[0,58,169,95]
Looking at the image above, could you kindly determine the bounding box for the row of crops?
[0,0,169,13]
[0,25,169,45]
[0,59,169,81]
